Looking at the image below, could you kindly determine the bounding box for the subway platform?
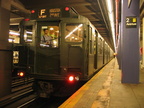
[59,58,144,108]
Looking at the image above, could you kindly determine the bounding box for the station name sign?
[126,16,137,28]
[38,8,61,18]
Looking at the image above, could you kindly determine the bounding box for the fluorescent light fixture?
[105,0,116,51]
[50,27,54,30]
[26,31,32,34]
[9,31,20,36]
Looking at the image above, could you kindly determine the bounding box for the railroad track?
[0,76,37,108]
[12,76,34,88]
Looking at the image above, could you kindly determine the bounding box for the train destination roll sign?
[126,16,137,28]
[38,8,61,18]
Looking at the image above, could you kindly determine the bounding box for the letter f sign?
[40,9,46,15]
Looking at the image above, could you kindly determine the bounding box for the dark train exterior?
[12,7,113,97]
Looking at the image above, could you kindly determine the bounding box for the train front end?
[20,7,88,97]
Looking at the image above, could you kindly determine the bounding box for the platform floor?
[59,58,144,108]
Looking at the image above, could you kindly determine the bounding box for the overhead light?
[9,31,20,36]
[105,0,116,52]
[50,27,54,30]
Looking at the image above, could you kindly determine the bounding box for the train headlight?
[65,7,70,11]
[68,75,79,82]
[31,10,35,13]
[17,71,25,77]
[68,76,74,82]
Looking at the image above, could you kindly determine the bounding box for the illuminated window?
[65,24,83,42]
[24,26,33,43]
[13,51,19,64]
[9,30,20,43]
[40,25,59,48]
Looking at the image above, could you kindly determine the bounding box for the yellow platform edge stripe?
[58,60,113,108]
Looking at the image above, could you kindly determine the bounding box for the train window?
[9,30,20,43]
[65,24,83,42]
[93,30,97,54]
[99,38,103,54]
[9,25,20,43]
[24,26,33,43]
[89,27,92,54]
[40,26,59,48]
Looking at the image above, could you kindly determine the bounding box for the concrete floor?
[59,58,144,108]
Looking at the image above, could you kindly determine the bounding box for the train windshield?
[65,24,83,42]
[40,25,59,48]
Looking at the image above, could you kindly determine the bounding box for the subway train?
[11,7,114,97]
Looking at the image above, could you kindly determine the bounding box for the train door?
[103,42,106,64]
[104,43,108,63]
[60,23,84,77]
[94,30,98,69]
[88,26,94,76]
[97,36,104,68]
[35,21,60,74]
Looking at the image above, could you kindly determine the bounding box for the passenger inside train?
[40,26,59,48]
[41,29,53,46]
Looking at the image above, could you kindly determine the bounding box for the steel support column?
[0,0,12,97]
[142,17,144,67]
[116,23,122,69]
[121,0,140,83]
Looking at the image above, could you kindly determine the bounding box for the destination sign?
[49,8,61,17]
[38,8,61,19]
[39,9,47,18]
[126,16,137,28]
[30,7,78,20]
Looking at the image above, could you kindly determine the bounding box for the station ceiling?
[10,0,117,50]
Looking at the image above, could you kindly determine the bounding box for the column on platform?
[121,0,140,83]
[0,0,12,97]
[142,18,144,67]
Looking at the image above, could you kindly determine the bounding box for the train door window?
[93,30,97,54]
[40,25,59,48]
[89,27,92,54]
[99,38,103,54]
[65,23,83,42]
[24,25,33,43]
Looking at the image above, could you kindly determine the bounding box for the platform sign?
[126,16,137,28]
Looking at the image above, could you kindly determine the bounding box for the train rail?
[0,76,37,108]
[12,76,34,88]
